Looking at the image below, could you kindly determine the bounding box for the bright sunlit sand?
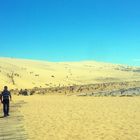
[0,58,140,140]
[10,95,140,140]
[0,58,140,90]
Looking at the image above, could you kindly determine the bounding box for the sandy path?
[0,100,28,140]
[19,95,140,140]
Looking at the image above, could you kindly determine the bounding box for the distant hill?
[0,57,140,90]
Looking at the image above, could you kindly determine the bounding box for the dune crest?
[0,57,140,90]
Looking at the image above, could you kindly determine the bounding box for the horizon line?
[0,56,138,67]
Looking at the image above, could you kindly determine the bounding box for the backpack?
[2,91,10,100]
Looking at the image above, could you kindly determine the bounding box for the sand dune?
[0,57,140,90]
[1,58,140,140]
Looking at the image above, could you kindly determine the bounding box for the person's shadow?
[0,116,4,118]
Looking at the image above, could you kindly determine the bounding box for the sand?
[12,95,140,140]
[0,58,140,140]
[0,57,140,89]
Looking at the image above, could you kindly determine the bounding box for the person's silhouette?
[0,86,12,117]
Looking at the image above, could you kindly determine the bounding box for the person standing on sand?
[0,86,12,117]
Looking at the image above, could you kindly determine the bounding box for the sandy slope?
[0,58,140,140]
[18,95,140,140]
[0,57,140,90]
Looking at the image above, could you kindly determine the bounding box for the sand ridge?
[0,57,140,90]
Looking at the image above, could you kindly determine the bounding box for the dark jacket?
[1,90,11,101]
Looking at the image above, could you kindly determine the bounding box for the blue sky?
[0,0,140,65]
